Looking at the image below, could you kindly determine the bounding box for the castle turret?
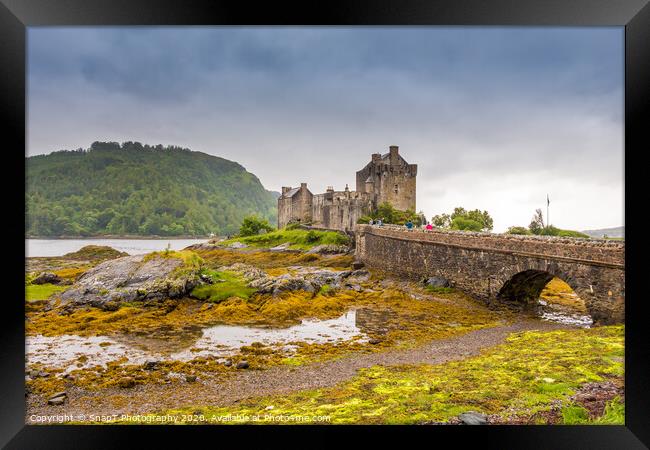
[355,145,417,212]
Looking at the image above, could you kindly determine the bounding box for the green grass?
[222,228,350,250]
[425,286,454,294]
[190,270,256,303]
[560,396,624,424]
[157,325,624,424]
[561,405,590,424]
[25,283,67,302]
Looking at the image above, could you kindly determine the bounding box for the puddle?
[26,310,366,372]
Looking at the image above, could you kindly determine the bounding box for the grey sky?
[27,27,624,232]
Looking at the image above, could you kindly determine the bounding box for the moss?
[143,249,203,270]
[26,357,234,397]
[561,404,590,424]
[195,247,354,271]
[221,229,349,250]
[190,270,256,303]
[425,286,454,294]
[25,283,67,302]
[150,325,623,424]
[52,266,89,281]
[594,396,625,424]
[540,277,587,312]
[62,245,128,261]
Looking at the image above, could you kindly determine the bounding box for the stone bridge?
[355,224,625,325]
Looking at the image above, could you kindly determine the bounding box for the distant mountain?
[581,226,624,239]
[26,141,277,237]
[268,191,281,199]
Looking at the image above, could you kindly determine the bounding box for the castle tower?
[356,145,417,212]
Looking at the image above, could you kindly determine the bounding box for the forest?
[26,141,278,237]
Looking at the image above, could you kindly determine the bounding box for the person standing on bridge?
[369,218,374,225]
[425,221,433,231]
[406,220,414,230]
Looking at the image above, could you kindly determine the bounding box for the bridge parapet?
[355,224,625,324]
[355,224,624,268]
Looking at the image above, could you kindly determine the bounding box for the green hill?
[26,141,277,237]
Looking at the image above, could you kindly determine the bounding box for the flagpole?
[547,194,549,229]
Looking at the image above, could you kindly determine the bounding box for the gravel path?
[26,319,570,421]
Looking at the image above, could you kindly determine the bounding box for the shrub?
[239,215,275,237]
[450,217,483,232]
[506,226,532,235]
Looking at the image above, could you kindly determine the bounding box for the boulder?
[424,276,451,288]
[32,272,62,285]
[458,411,487,425]
[143,360,161,371]
[269,242,293,252]
[217,263,266,281]
[236,361,249,369]
[306,244,350,255]
[58,254,201,310]
[47,391,67,406]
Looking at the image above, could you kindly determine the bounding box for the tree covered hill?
[26,141,278,237]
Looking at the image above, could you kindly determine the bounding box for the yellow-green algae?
[153,325,623,425]
[25,283,68,302]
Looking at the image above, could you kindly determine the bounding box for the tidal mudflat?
[24,234,623,425]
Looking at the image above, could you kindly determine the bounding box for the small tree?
[431,213,451,228]
[450,216,483,232]
[239,215,274,237]
[432,207,493,232]
[529,209,545,235]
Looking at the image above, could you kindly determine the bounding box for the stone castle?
[278,145,417,231]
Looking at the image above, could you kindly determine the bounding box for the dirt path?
[26,319,570,421]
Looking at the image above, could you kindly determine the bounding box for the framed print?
[1,0,648,447]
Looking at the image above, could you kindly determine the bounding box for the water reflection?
[27,310,367,372]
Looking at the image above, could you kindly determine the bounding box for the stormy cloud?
[27,27,624,232]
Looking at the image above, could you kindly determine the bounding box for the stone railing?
[355,224,624,268]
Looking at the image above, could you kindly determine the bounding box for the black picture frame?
[2,0,648,447]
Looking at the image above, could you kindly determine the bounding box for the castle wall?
[277,196,293,229]
[277,185,313,228]
[312,191,374,231]
[376,164,417,211]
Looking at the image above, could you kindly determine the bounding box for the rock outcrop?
[58,254,201,310]
[219,263,370,296]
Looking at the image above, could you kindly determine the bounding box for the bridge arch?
[495,267,587,311]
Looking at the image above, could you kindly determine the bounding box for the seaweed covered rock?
[306,244,350,255]
[58,253,202,310]
[31,272,62,285]
[217,263,267,281]
[62,245,128,261]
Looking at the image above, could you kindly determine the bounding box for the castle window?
[394,184,398,194]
